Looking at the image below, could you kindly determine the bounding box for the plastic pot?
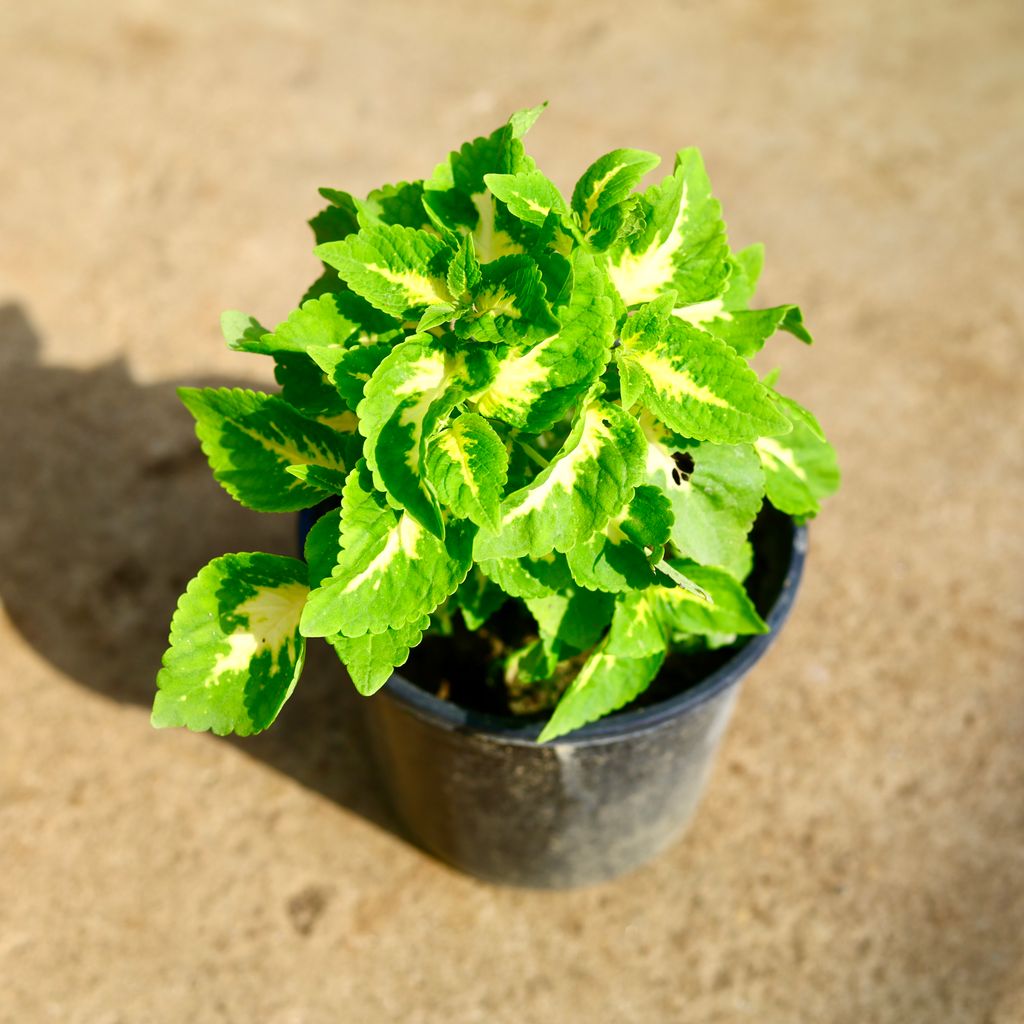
[301,506,807,889]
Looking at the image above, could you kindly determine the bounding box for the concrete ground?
[2,1,1022,1021]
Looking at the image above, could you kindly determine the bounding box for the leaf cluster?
[152,104,838,743]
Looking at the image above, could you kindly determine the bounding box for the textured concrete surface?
[2,1,1022,1021]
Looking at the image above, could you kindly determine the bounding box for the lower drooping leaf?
[536,595,668,743]
[425,412,508,530]
[653,561,768,637]
[525,587,615,652]
[473,399,646,561]
[300,461,474,639]
[328,616,429,695]
[565,484,673,592]
[474,250,615,432]
[152,554,309,736]
[454,568,508,630]
[358,335,497,538]
[641,412,765,577]
[617,317,791,443]
[179,387,359,512]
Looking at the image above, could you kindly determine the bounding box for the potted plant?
[152,104,838,887]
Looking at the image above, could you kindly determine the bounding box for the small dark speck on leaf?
[601,418,611,428]
[672,451,695,481]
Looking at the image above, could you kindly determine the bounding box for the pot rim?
[377,519,809,748]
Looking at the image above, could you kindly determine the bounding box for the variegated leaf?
[756,393,840,517]
[306,341,394,412]
[652,561,768,637]
[425,412,508,529]
[617,312,791,443]
[672,298,812,358]
[537,592,666,742]
[478,551,575,599]
[358,336,498,537]
[473,399,646,561]
[474,250,614,431]
[179,388,358,512]
[641,412,765,577]
[300,461,474,639]
[606,148,729,307]
[316,224,453,320]
[152,554,308,736]
[565,484,673,592]
[455,254,559,345]
[571,148,661,245]
[484,169,572,227]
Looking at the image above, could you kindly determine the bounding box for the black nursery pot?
[302,506,807,889]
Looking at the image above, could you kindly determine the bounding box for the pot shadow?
[0,302,399,835]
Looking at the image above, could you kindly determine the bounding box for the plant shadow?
[0,302,400,836]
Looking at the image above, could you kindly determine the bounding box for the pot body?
[364,675,743,888]
[356,509,807,888]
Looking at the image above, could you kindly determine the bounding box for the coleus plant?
[152,104,838,743]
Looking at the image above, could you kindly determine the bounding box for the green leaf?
[152,554,308,736]
[756,397,840,517]
[358,336,498,537]
[478,552,575,599]
[722,244,764,310]
[446,234,482,300]
[484,170,571,227]
[537,595,666,741]
[425,412,508,529]
[300,461,474,638]
[303,506,341,588]
[454,568,508,629]
[417,303,460,332]
[525,587,615,652]
[653,561,768,637]
[456,255,560,346]
[356,180,432,231]
[221,310,269,352]
[473,399,647,561]
[505,637,562,687]
[617,314,791,443]
[306,342,394,411]
[607,148,729,307]
[273,353,351,422]
[571,148,661,242]
[328,616,429,695]
[179,388,359,512]
[672,298,812,358]
[641,412,765,577]
[316,224,453,320]
[605,591,668,657]
[250,291,402,356]
[565,484,673,592]
[286,463,349,496]
[475,250,615,431]
[309,190,361,246]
